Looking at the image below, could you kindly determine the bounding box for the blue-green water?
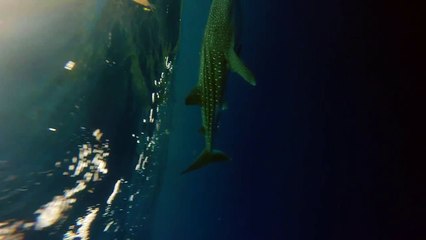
[1,0,421,239]
[1,0,179,239]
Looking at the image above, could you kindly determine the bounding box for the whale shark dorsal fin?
[228,49,256,86]
[185,86,202,105]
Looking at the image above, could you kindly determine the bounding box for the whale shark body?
[182,0,256,174]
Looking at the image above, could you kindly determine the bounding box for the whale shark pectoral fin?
[228,49,256,86]
[185,86,202,106]
[221,101,228,111]
[181,149,230,174]
[199,126,206,135]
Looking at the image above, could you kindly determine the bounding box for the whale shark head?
[133,0,155,11]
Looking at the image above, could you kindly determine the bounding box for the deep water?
[154,0,424,240]
[0,0,424,239]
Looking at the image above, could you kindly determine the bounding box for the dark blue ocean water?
[155,1,424,240]
[1,0,423,239]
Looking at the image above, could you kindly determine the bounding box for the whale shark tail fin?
[182,149,229,174]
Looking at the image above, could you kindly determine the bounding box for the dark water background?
[154,0,424,240]
[0,0,424,239]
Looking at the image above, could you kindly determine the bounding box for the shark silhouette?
[182,0,256,174]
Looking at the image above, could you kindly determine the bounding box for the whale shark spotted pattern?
[183,0,256,174]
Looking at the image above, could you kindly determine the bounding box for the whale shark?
[182,0,256,174]
[133,0,155,11]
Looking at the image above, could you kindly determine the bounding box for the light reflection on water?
[0,0,179,238]
[0,55,174,239]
